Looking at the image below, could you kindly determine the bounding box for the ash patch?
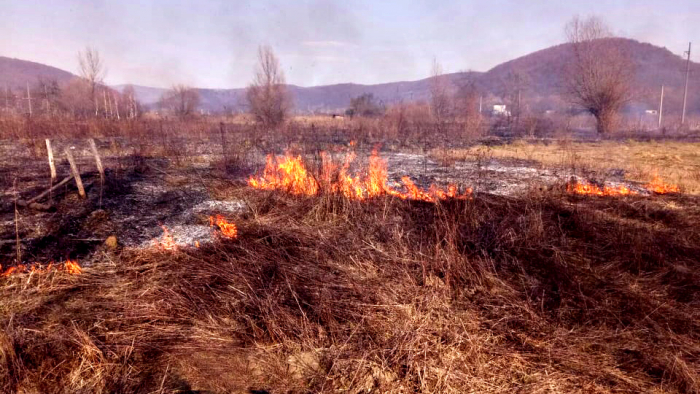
[140,224,215,250]
[191,200,246,215]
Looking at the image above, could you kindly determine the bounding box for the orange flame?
[248,154,319,196]
[209,215,238,238]
[645,175,680,194]
[249,150,471,202]
[1,260,81,278]
[156,225,178,251]
[567,181,637,196]
[64,259,82,275]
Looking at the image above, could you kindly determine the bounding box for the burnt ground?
[2,136,700,393]
[0,137,648,268]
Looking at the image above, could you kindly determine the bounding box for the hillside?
[0,56,76,89]
[6,38,700,114]
[478,38,700,114]
[128,38,699,114]
[115,72,483,113]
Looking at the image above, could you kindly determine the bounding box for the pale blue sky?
[1,0,698,88]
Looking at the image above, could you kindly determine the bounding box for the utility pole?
[44,84,50,113]
[658,85,664,129]
[516,88,521,128]
[114,93,120,120]
[682,42,691,125]
[103,90,108,118]
[25,83,32,117]
[479,95,482,114]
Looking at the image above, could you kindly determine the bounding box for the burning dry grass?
[249,150,471,202]
[1,260,82,277]
[1,185,700,393]
[434,140,700,194]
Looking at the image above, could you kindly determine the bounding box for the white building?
[492,104,511,117]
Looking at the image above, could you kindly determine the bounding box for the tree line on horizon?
[0,16,681,134]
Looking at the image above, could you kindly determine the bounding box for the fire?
[567,181,637,196]
[209,215,238,238]
[248,154,319,196]
[645,175,680,194]
[156,225,178,251]
[248,150,471,202]
[64,259,82,275]
[1,260,82,278]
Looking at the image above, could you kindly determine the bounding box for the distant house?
[492,104,511,117]
[645,109,658,115]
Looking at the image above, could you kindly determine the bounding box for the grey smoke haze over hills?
[2,37,699,115]
[1,0,699,89]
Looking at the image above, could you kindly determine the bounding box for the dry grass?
[432,140,700,194]
[1,182,700,393]
[2,116,700,392]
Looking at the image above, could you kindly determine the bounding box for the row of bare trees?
[1,47,141,119]
[155,45,292,125]
[5,15,632,134]
[346,16,633,135]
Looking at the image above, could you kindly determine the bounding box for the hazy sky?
[1,0,698,88]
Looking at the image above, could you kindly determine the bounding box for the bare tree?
[347,93,385,117]
[246,45,292,127]
[455,77,481,119]
[564,16,633,134]
[121,85,141,119]
[78,47,106,116]
[429,59,452,123]
[500,70,529,128]
[159,84,200,117]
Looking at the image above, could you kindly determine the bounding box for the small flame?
[248,150,471,202]
[1,260,81,278]
[156,225,178,251]
[64,259,82,275]
[209,215,238,238]
[567,181,637,196]
[645,175,680,194]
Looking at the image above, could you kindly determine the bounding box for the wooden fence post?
[46,139,57,180]
[89,138,105,206]
[89,139,104,181]
[64,148,86,199]
[46,139,57,203]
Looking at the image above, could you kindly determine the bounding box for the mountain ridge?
[2,38,699,114]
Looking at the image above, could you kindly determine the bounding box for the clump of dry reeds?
[1,179,699,393]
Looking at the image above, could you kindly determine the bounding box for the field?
[1,116,700,393]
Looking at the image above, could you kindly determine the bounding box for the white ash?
[138,224,215,250]
[191,199,247,214]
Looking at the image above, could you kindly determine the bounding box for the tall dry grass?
[1,179,699,392]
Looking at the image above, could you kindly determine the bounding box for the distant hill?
[5,38,700,115]
[476,38,700,114]
[0,56,76,89]
[114,72,484,113]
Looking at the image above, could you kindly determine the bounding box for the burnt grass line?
[1,182,700,393]
[0,157,205,265]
